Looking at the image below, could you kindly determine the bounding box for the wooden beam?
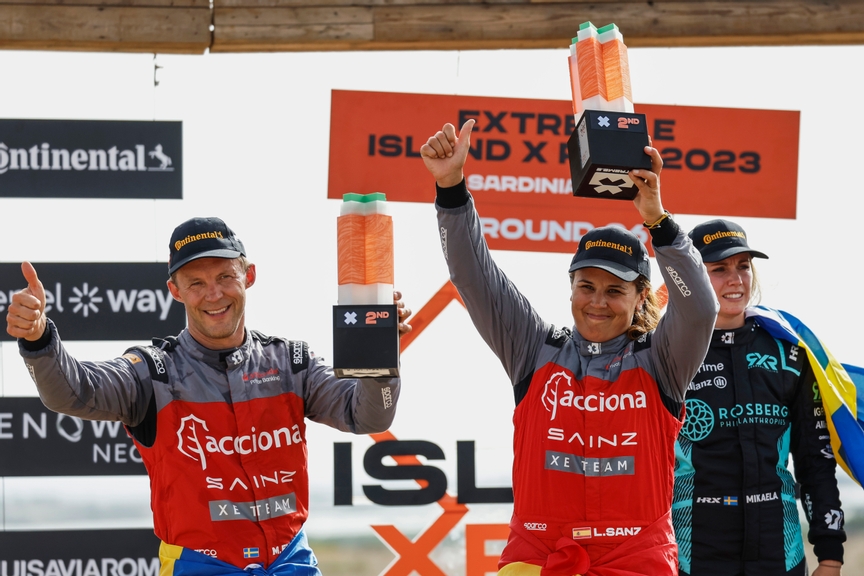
[211,1,864,52]
[2,1,864,53]
[212,5,372,50]
[0,0,206,6]
[0,4,210,53]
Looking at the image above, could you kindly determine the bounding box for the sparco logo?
[440,226,449,259]
[0,142,173,174]
[524,522,547,531]
[292,341,304,364]
[381,386,393,409]
[665,266,691,297]
[176,414,302,471]
[152,353,166,375]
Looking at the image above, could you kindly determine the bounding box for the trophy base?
[333,304,399,378]
[567,110,651,201]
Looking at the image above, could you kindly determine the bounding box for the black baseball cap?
[688,219,768,263]
[569,226,651,282]
[168,217,246,275]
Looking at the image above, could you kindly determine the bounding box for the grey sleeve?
[17,320,153,427]
[302,351,399,434]
[436,196,549,385]
[649,229,719,401]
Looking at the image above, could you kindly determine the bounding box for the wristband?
[643,210,670,229]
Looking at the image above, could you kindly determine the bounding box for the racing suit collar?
[179,328,250,368]
[711,318,757,347]
[572,331,631,356]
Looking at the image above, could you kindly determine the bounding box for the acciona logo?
[0,142,173,174]
[176,414,303,471]
[540,368,647,420]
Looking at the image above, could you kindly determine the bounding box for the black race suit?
[673,317,845,576]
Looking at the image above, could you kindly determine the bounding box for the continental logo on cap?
[584,240,633,256]
[703,230,745,245]
[174,231,224,251]
[572,527,591,539]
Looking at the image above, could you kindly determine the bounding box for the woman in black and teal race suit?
[673,219,845,576]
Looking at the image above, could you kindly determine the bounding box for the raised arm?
[423,121,549,385]
[8,262,152,425]
[650,227,718,402]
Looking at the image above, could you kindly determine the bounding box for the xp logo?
[746,353,778,372]
[825,509,843,530]
[541,370,573,421]
[681,398,714,442]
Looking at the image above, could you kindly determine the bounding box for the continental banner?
[0,119,182,199]
[0,263,185,342]
[0,529,160,569]
[0,397,145,476]
[328,90,799,253]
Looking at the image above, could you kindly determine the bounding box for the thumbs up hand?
[6,262,48,341]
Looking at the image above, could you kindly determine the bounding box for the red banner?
[328,90,799,253]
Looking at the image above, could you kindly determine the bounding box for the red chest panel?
[512,361,682,535]
[135,393,308,568]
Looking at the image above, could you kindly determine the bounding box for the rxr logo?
[746,353,778,372]
[541,370,572,421]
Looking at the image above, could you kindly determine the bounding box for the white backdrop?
[1,44,862,573]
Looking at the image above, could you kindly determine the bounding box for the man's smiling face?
[168,257,255,350]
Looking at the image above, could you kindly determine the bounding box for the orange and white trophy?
[332,192,399,378]
[566,22,651,200]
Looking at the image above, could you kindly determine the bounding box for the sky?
[1,43,863,571]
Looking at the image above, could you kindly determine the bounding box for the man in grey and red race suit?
[5,217,411,576]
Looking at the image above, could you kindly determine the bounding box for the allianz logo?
[0,142,174,174]
[0,282,174,320]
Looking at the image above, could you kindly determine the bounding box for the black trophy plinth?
[333,304,399,378]
[567,110,651,201]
